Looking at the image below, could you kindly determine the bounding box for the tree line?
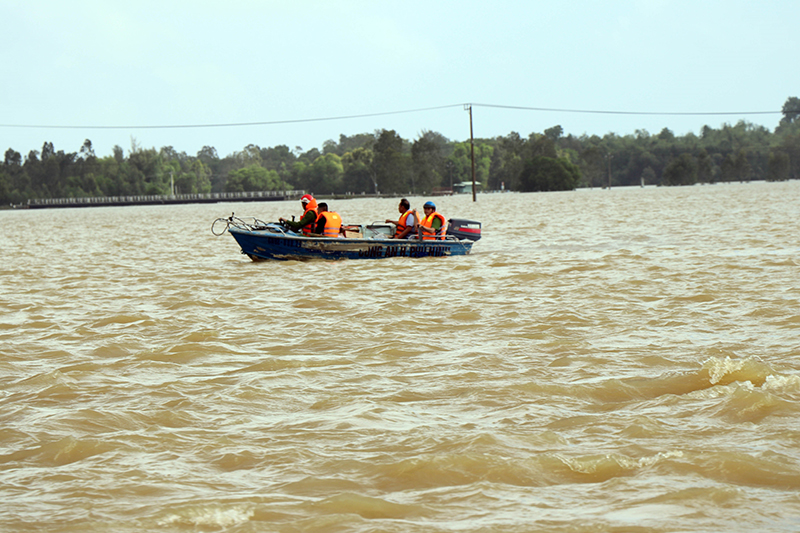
[2,97,799,206]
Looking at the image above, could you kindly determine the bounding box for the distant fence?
[26,190,306,209]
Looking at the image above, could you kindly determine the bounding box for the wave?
[156,503,255,528]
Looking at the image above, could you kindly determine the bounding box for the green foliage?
[0,170,11,205]
[411,132,448,193]
[322,133,377,156]
[663,154,697,185]
[371,129,410,194]
[225,165,287,192]
[519,156,580,192]
[489,132,525,190]
[298,153,344,194]
[341,147,375,194]
[544,125,563,141]
[719,149,752,182]
[780,96,800,126]
[225,165,288,192]
[696,149,713,183]
[447,141,492,189]
[3,96,800,206]
[766,150,790,181]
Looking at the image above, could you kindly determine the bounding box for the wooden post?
[466,104,476,202]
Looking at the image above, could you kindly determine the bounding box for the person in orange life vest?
[385,198,418,239]
[418,201,446,240]
[280,194,317,235]
[313,203,343,237]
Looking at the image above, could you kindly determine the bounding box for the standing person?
[418,201,446,240]
[385,198,417,239]
[314,203,343,237]
[280,194,317,235]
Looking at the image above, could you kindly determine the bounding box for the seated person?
[279,194,317,235]
[314,203,343,238]
[385,198,417,239]
[417,201,446,240]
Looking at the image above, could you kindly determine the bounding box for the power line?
[0,104,464,130]
[0,102,782,130]
[470,103,781,116]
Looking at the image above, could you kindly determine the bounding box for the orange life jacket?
[421,212,446,240]
[394,210,414,237]
[317,211,342,237]
[301,206,318,235]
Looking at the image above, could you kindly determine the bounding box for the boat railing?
[365,223,394,239]
[212,214,273,236]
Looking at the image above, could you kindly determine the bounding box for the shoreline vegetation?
[2,98,799,208]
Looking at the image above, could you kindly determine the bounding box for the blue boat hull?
[228,227,474,261]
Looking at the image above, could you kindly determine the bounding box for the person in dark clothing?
[313,203,343,237]
[280,194,317,234]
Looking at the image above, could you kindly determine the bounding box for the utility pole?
[606,153,613,189]
[465,104,476,202]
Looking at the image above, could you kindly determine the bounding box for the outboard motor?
[447,219,482,241]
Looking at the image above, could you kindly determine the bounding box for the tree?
[0,170,11,205]
[341,147,374,194]
[720,154,736,182]
[79,139,95,159]
[519,156,580,192]
[2,148,28,199]
[544,125,563,141]
[411,131,448,193]
[225,165,286,192]
[488,132,525,190]
[663,154,697,186]
[22,151,39,196]
[173,160,213,194]
[766,150,790,181]
[324,133,376,156]
[94,156,120,195]
[447,141,492,189]
[197,145,218,163]
[321,139,338,155]
[41,141,55,161]
[780,96,800,126]
[159,146,188,164]
[128,147,165,194]
[371,129,410,194]
[235,144,263,167]
[260,145,295,176]
[641,166,657,186]
[696,149,713,183]
[112,145,124,163]
[579,144,607,188]
[302,153,344,194]
[658,128,675,141]
[4,148,22,167]
[528,133,558,159]
[733,149,752,182]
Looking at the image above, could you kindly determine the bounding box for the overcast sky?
[2,0,798,159]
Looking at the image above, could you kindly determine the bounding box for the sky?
[1,0,798,160]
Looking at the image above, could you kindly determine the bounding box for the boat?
[212,214,482,261]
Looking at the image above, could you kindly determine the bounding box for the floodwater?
[1,181,799,532]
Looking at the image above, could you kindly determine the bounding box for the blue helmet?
[423,201,436,209]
